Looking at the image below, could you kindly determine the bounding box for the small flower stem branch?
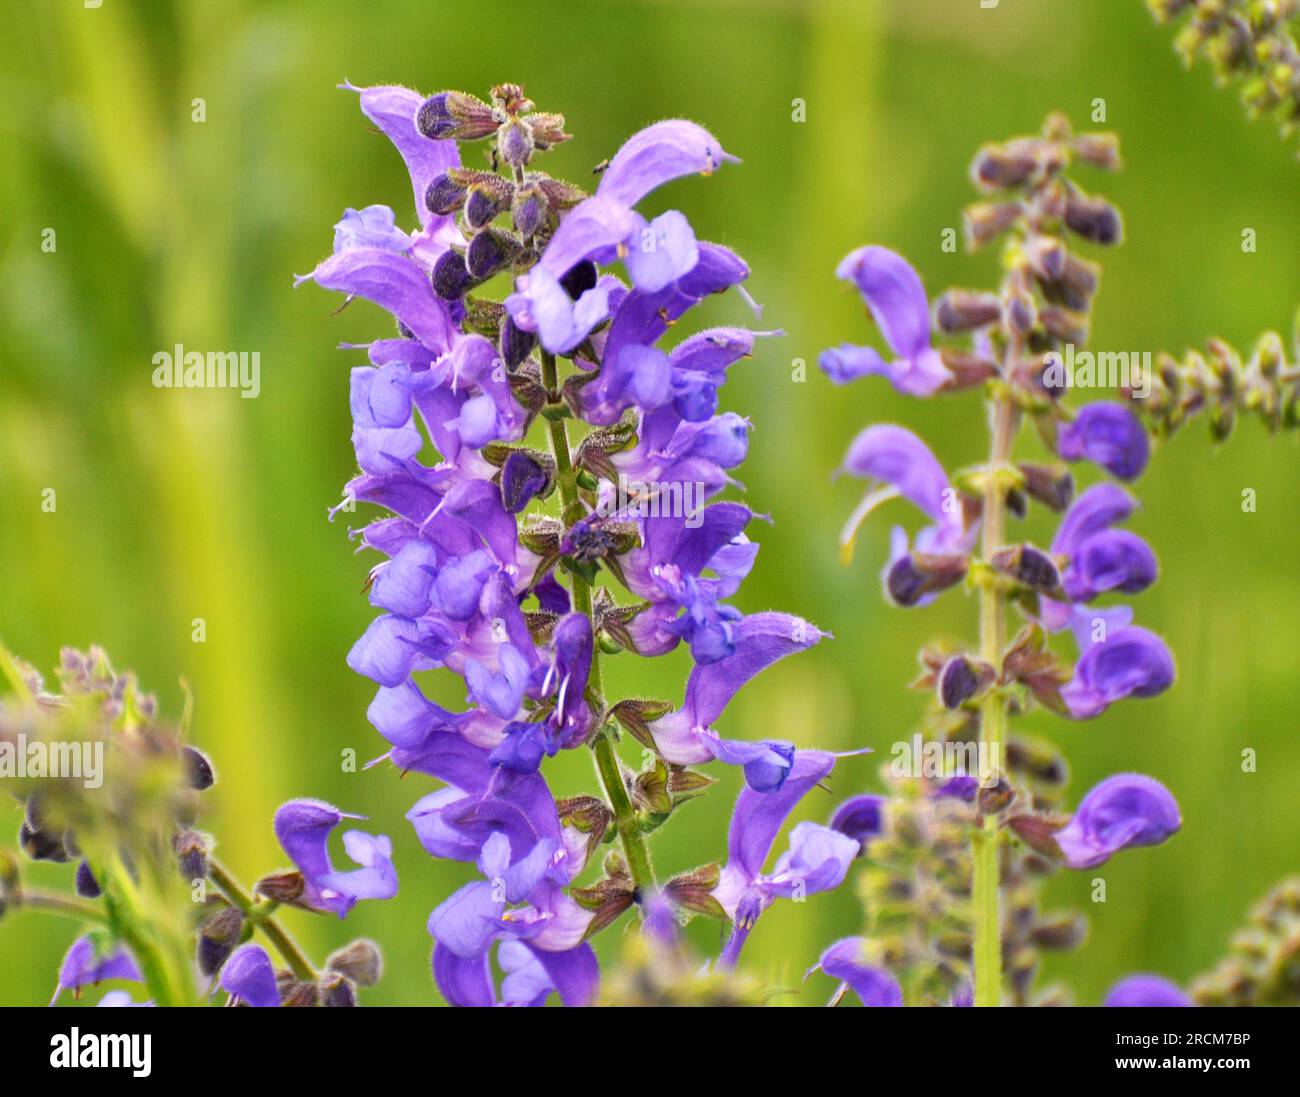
[540,350,656,896]
[972,384,1017,1007]
[14,888,109,923]
[207,856,316,981]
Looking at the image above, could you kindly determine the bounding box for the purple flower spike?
[1058,401,1150,481]
[1062,625,1175,719]
[1104,974,1193,1007]
[820,246,950,396]
[808,937,902,1007]
[51,937,142,1005]
[1056,773,1181,869]
[273,799,398,918]
[829,794,885,852]
[220,944,280,1008]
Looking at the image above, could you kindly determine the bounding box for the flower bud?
[320,972,358,1007]
[465,228,520,280]
[173,829,209,881]
[182,745,215,790]
[280,980,321,1007]
[1018,463,1074,512]
[963,201,1022,248]
[327,938,384,987]
[937,655,996,710]
[499,314,536,371]
[499,450,553,514]
[524,112,571,150]
[511,183,547,238]
[970,142,1039,190]
[19,820,68,863]
[934,290,1002,333]
[464,186,508,230]
[424,171,466,217]
[75,860,101,899]
[886,553,968,607]
[829,795,885,852]
[197,906,244,977]
[432,250,473,300]
[416,91,500,142]
[1064,191,1123,245]
[992,543,1062,593]
[497,117,534,169]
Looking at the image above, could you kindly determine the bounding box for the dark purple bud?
[559,259,598,300]
[320,973,358,1007]
[197,906,244,977]
[1067,530,1158,601]
[512,184,546,238]
[992,543,1062,592]
[464,186,508,230]
[971,143,1038,190]
[938,655,995,709]
[829,795,885,853]
[432,250,473,300]
[934,290,1002,333]
[173,829,209,881]
[1019,463,1074,512]
[963,201,1023,248]
[1024,235,1068,281]
[497,117,533,168]
[499,314,536,370]
[465,228,519,280]
[182,745,215,790]
[74,860,101,898]
[886,553,968,607]
[500,450,551,514]
[416,91,500,142]
[1004,288,1037,334]
[1065,192,1123,245]
[327,939,383,987]
[1058,402,1150,481]
[18,820,67,863]
[424,172,466,217]
[1056,773,1181,868]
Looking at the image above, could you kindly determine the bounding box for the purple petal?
[1056,773,1181,869]
[596,120,736,208]
[834,246,931,359]
[810,937,903,1007]
[220,944,280,1008]
[1104,974,1192,1007]
[829,794,885,849]
[841,423,954,527]
[1058,402,1150,481]
[1062,626,1175,719]
[433,941,495,1007]
[625,210,700,292]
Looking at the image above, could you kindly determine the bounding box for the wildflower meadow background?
[1,0,1296,1006]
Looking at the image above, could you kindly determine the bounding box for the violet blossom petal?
[1058,402,1150,481]
[220,944,280,1008]
[809,937,902,1007]
[1056,773,1182,869]
[1104,974,1192,1007]
[596,119,736,208]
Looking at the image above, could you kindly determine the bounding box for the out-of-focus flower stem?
[541,350,656,895]
[208,856,316,981]
[15,889,108,923]
[973,385,1017,1007]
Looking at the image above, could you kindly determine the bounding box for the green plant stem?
[96,853,198,1007]
[17,888,108,923]
[972,388,1016,1007]
[541,350,656,895]
[208,856,316,981]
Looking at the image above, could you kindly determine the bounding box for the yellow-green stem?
[541,351,655,894]
[208,856,316,981]
[973,390,1016,1007]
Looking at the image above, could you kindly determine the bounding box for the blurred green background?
[2,0,1296,1007]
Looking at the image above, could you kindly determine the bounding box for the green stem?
[17,888,109,923]
[96,853,198,1007]
[540,350,655,895]
[208,857,316,981]
[972,387,1015,1007]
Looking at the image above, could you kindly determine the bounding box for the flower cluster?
[0,646,392,1007]
[817,115,1185,1006]
[302,82,851,1006]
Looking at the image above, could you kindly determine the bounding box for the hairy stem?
[541,350,656,895]
[208,857,316,981]
[973,387,1016,1007]
[16,888,108,923]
